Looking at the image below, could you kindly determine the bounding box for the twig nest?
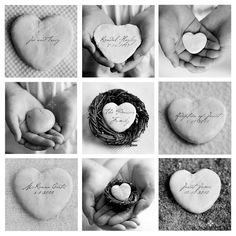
[88,89,149,145]
[104,179,140,212]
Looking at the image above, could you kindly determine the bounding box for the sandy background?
[5,158,78,231]
[159,158,231,231]
[159,82,231,154]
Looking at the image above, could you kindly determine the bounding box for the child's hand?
[159,5,220,72]
[114,6,154,73]
[5,83,59,151]
[46,85,77,147]
[83,5,115,68]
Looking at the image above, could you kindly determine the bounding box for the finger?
[130,217,141,226]
[82,190,95,225]
[83,34,96,54]
[133,36,153,59]
[108,208,133,226]
[95,209,116,226]
[47,129,64,144]
[115,56,144,73]
[22,132,55,147]
[53,123,61,132]
[94,205,111,222]
[122,220,138,229]
[178,50,193,62]
[19,138,25,145]
[95,195,106,211]
[133,187,154,216]
[189,56,214,68]
[160,37,179,67]
[205,40,221,50]
[6,114,21,142]
[183,62,207,73]
[110,224,126,231]
[39,132,64,145]
[198,49,220,59]
[24,142,49,151]
[93,50,115,68]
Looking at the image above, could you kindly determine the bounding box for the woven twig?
[104,179,140,212]
[88,89,149,145]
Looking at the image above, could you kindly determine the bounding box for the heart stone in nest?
[104,179,140,212]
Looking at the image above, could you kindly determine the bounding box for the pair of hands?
[83,159,154,230]
[83,5,154,73]
[159,5,231,73]
[5,83,77,151]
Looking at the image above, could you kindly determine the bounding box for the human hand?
[159,5,220,73]
[94,159,154,229]
[200,5,231,66]
[5,83,62,151]
[83,5,115,68]
[114,6,154,73]
[46,85,77,148]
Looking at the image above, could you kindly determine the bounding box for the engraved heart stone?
[111,183,131,201]
[14,167,73,220]
[11,15,74,70]
[94,24,141,63]
[169,169,221,214]
[102,102,136,133]
[182,32,207,54]
[167,97,226,144]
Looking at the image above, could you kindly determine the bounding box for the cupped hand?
[46,85,77,146]
[159,5,220,73]
[5,83,61,151]
[114,6,154,73]
[83,5,115,68]
[93,159,154,229]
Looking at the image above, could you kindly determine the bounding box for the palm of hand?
[93,160,154,230]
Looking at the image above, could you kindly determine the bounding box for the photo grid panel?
[1,0,234,235]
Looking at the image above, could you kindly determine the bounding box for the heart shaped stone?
[169,169,221,214]
[11,15,73,71]
[102,102,136,133]
[111,183,131,201]
[168,97,226,144]
[182,32,207,54]
[14,167,73,220]
[94,24,141,63]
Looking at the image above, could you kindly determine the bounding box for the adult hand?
[114,6,154,73]
[46,85,77,147]
[159,5,220,73]
[94,159,154,229]
[5,83,61,151]
[83,5,115,68]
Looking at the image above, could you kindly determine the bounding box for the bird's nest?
[104,179,140,212]
[88,89,149,145]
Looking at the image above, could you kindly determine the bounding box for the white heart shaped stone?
[14,167,73,220]
[170,169,221,214]
[182,32,207,54]
[102,102,136,133]
[111,183,131,201]
[168,97,226,144]
[11,15,74,70]
[94,24,141,63]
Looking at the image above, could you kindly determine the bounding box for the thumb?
[83,34,96,54]
[82,190,96,225]
[159,36,179,67]
[133,186,154,216]
[6,113,21,142]
[134,36,153,59]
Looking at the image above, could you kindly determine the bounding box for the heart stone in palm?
[94,24,141,63]
[111,183,131,201]
[182,32,207,54]
[102,102,136,133]
[167,97,226,144]
[11,15,74,70]
[14,167,73,220]
[170,169,221,214]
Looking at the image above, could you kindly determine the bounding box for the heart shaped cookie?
[94,24,141,63]
[14,167,73,220]
[111,183,131,201]
[170,169,221,214]
[11,15,73,71]
[102,102,136,133]
[182,32,207,54]
[168,97,226,144]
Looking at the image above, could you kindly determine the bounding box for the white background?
[0,0,234,235]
